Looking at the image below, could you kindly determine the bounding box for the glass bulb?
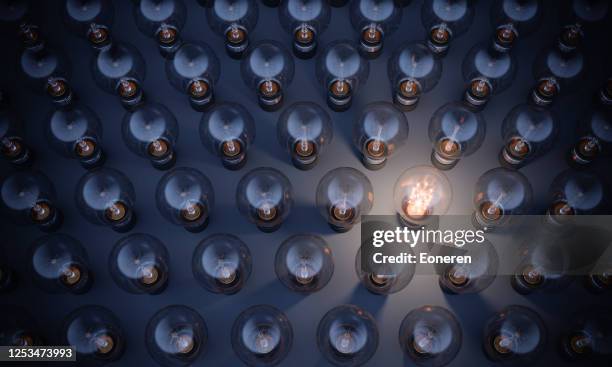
[438,239,499,294]
[483,305,546,364]
[62,0,114,49]
[399,306,462,366]
[473,167,533,230]
[29,233,92,294]
[0,305,42,346]
[231,305,293,365]
[317,304,378,366]
[387,41,442,110]
[279,0,331,58]
[75,167,136,232]
[570,108,612,165]
[241,40,294,111]
[277,102,332,170]
[166,41,220,111]
[92,41,146,109]
[236,167,293,232]
[421,0,475,55]
[561,0,609,28]
[531,46,584,107]
[393,166,452,228]
[200,102,255,170]
[586,244,612,293]
[192,234,252,294]
[206,0,259,59]
[275,234,334,292]
[45,102,105,169]
[315,40,369,111]
[353,101,409,170]
[490,0,543,51]
[134,0,186,57]
[561,307,612,360]
[109,233,169,294]
[429,101,486,169]
[0,109,33,166]
[0,170,62,231]
[356,247,415,294]
[20,45,73,106]
[156,167,214,232]
[546,170,604,225]
[350,0,402,58]
[145,305,207,365]
[62,306,125,362]
[315,167,373,232]
[0,0,30,25]
[121,102,178,170]
[462,41,517,108]
[500,103,558,168]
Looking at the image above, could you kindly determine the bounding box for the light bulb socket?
[358,26,384,59]
[431,149,459,170]
[149,147,176,171]
[225,26,249,59]
[257,80,283,111]
[108,207,136,233]
[530,78,558,107]
[2,139,34,167]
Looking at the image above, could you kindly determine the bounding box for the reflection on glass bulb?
[393,166,452,229]
[231,305,292,366]
[75,167,136,232]
[490,0,543,51]
[62,0,114,49]
[0,109,33,166]
[145,305,207,366]
[134,0,186,57]
[546,170,604,226]
[279,0,331,58]
[206,0,258,59]
[357,247,415,294]
[316,167,373,232]
[350,0,402,58]
[317,304,378,366]
[109,233,169,294]
[277,102,332,170]
[353,102,409,170]
[192,234,251,294]
[20,43,74,106]
[531,45,584,107]
[438,239,499,294]
[399,306,462,366]
[429,101,485,169]
[236,167,293,232]
[62,306,125,362]
[483,305,546,365]
[0,305,42,346]
[569,108,612,166]
[200,102,255,170]
[315,40,369,111]
[29,233,92,294]
[421,0,475,56]
[275,234,333,292]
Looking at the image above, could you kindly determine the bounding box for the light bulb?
[350,0,402,58]
[0,0,30,25]
[156,167,214,232]
[192,234,252,294]
[315,167,373,232]
[483,306,546,364]
[109,233,169,294]
[17,22,44,50]
[356,247,415,294]
[472,167,533,230]
[561,308,612,360]
[353,101,409,170]
[461,41,517,109]
[387,41,442,110]
[489,0,543,51]
[0,109,34,166]
[206,0,259,59]
[75,167,136,232]
[277,101,333,170]
[241,40,294,111]
[134,0,186,57]
[393,166,452,229]
[92,40,146,109]
[499,103,557,168]
[429,101,486,169]
[585,244,612,293]
[145,305,207,366]
[438,239,499,294]
[531,45,584,107]
[62,306,125,362]
[20,43,74,106]
[421,0,475,56]
[0,305,42,346]
[559,0,609,43]
[236,167,293,232]
[546,170,604,226]
[317,304,378,366]
[200,102,255,170]
[0,170,63,231]
[166,41,220,111]
[279,0,331,59]
[45,102,105,169]
[598,77,612,106]
[511,238,572,294]
[315,40,369,111]
[569,108,612,165]
[122,102,178,170]
[62,0,114,49]
[231,305,293,366]
[275,234,334,292]
[399,306,462,367]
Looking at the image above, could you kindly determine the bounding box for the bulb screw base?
[190,93,215,112]
[184,215,210,233]
[80,149,106,170]
[150,150,176,171]
[431,150,459,170]
[498,148,525,169]
[258,95,283,112]
[111,212,136,233]
[291,154,318,170]
[293,42,317,59]
[222,154,247,171]
[38,209,63,232]
[393,93,419,111]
